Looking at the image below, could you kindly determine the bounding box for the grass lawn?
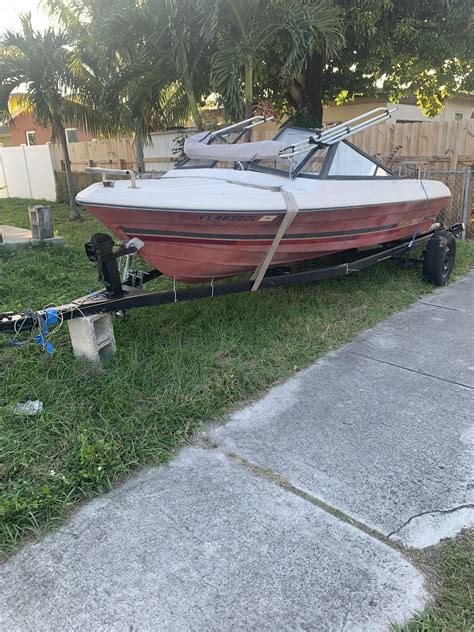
[396,531,474,631]
[1,198,473,627]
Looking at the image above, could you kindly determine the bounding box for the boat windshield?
[248,127,318,176]
[175,109,397,177]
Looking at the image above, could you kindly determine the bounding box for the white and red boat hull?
[77,169,450,282]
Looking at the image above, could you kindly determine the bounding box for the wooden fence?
[65,130,193,172]
[352,120,474,171]
[253,120,474,170]
[66,138,136,171]
[62,120,474,173]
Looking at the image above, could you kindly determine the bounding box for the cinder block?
[28,205,54,240]
[67,313,116,363]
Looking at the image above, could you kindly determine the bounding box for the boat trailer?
[0,223,463,340]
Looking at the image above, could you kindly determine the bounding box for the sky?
[1,0,51,33]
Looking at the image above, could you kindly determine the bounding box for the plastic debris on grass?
[13,400,44,415]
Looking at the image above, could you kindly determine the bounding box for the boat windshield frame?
[318,141,397,180]
[247,125,320,178]
[176,125,396,180]
[248,126,397,180]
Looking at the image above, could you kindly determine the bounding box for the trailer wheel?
[423,231,456,286]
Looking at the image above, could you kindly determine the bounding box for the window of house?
[454,112,464,121]
[66,128,78,143]
[26,130,36,146]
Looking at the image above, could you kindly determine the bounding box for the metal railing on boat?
[279,107,398,157]
[207,115,275,140]
[85,167,137,188]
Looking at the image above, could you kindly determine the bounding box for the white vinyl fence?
[143,129,197,172]
[0,144,57,201]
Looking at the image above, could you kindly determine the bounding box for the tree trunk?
[302,52,324,127]
[135,133,145,174]
[57,122,81,220]
[287,53,324,128]
[185,83,203,129]
[244,61,253,119]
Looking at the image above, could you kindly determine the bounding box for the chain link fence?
[392,162,472,235]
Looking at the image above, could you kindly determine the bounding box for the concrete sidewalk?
[1,272,473,631]
[0,225,64,247]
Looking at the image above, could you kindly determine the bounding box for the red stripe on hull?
[84,198,448,282]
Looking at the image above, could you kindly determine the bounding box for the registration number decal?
[199,214,258,222]
[198,214,277,223]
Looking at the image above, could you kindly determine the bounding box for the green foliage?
[284,108,322,129]
[326,0,473,116]
[46,0,212,133]
[1,0,470,147]
[256,0,472,123]
[171,132,187,163]
[203,0,343,120]
[74,432,121,493]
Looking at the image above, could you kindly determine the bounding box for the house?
[8,111,94,146]
[323,93,474,126]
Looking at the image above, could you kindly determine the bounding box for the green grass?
[1,197,473,617]
[395,532,474,631]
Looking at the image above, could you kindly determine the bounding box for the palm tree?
[90,0,211,131]
[90,0,197,171]
[0,15,105,219]
[202,0,344,121]
[45,0,152,172]
[163,0,213,129]
[47,0,210,172]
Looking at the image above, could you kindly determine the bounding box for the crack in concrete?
[191,434,219,450]
[223,449,399,550]
[209,440,473,554]
[419,301,465,313]
[386,503,474,539]
[347,350,474,390]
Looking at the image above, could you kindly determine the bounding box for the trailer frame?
[0,224,464,336]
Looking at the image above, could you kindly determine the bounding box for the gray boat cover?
[184,131,287,162]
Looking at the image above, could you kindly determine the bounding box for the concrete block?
[67,313,116,363]
[28,205,53,240]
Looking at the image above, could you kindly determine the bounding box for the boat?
[76,108,450,286]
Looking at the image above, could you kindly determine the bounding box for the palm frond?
[210,42,246,120]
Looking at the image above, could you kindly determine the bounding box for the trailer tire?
[423,231,456,286]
